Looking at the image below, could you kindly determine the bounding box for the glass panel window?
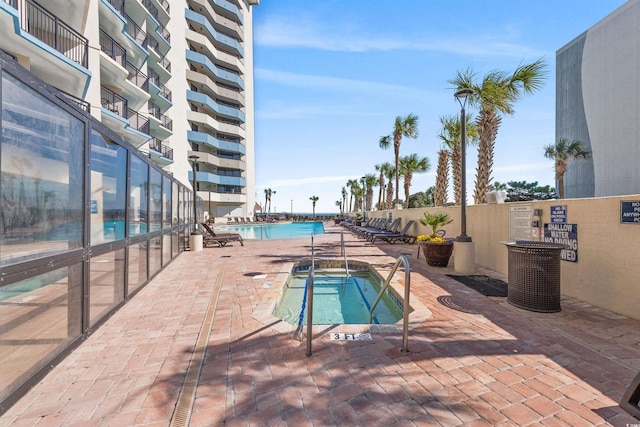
[162,175,171,228]
[129,156,149,236]
[0,264,83,402]
[1,73,84,267]
[149,236,161,276]
[128,241,148,294]
[149,168,162,232]
[89,249,125,326]
[172,181,178,226]
[90,130,127,244]
[162,232,171,266]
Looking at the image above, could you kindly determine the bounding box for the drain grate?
[437,295,478,314]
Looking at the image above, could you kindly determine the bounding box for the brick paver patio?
[1,223,639,426]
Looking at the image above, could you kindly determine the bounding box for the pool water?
[273,270,403,325]
[218,222,325,239]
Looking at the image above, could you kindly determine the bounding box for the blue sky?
[252,1,627,214]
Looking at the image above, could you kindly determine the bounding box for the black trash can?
[502,240,566,313]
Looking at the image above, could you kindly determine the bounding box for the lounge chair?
[362,218,401,241]
[371,220,417,244]
[201,223,244,247]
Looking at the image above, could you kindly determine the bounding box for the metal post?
[188,155,201,235]
[454,89,473,243]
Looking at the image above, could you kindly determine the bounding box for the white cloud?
[255,16,548,58]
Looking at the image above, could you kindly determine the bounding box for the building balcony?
[0,0,90,97]
[190,170,246,188]
[210,0,243,26]
[100,29,126,67]
[186,50,244,90]
[99,0,148,67]
[189,150,245,171]
[186,69,244,105]
[187,112,245,141]
[100,85,151,147]
[185,9,243,57]
[149,137,173,166]
[188,0,242,41]
[185,29,243,73]
[187,90,244,122]
[188,130,245,155]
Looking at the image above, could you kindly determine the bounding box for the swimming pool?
[218,222,325,239]
[273,263,404,325]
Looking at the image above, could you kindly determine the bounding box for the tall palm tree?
[384,165,395,209]
[335,200,342,215]
[434,149,450,207]
[263,188,276,214]
[399,154,431,209]
[364,174,378,211]
[341,187,348,214]
[379,113,419,207]
[309,195,319,217]
[450,58,547,204]
[543,138,591,199]
[437,115,478,206]
[375,162,393,210]
[346,179,358,212]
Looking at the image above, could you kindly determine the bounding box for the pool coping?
[251,257,432,336]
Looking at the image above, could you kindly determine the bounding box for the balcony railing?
[104,0,124,15]
[126,61,148,91]
[101,86,127,118]
[100,29,126,67]
[149,138,173,160]
[124,13,147,46]
[145,33,159,52]
[141,0,158,19]
[14,0,88,67]
[158,55,171,72]
[148,102,173,130]
[127,108,150,135]
[148,70,172,102]
[158,0,169,14]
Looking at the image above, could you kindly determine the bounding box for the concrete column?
[454,241,475,274]
[190,234,203,252]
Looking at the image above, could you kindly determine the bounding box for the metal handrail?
[305,264,314,356]
[340,230,350,295]
[369,255,411,353]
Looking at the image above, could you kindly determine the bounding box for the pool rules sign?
[544,205,578,262]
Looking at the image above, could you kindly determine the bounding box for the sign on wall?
[509,205,532,240]
[544,223,578,262]
[620,201,640,223]
[550,205,567,223]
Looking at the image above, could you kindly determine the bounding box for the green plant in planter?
[418,212,453,241]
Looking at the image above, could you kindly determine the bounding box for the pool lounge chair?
[201,223,244,247]
[371,220,417,244]
[361,218,401,241]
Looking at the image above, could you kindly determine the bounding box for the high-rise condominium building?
[0,0,258,220]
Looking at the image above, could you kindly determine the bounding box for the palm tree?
[434,149,449,207]
[364,174,378,211]
[543,138,591,199]
[309,195,319,217]
[375,162,393,210]
[450,59,547,204]
[437,115,478,206]
[335,200,343,215]
[399,154,431,209]
[341,187,348,214]
[379,113,419,207]
[264,188,276,214]
[384,165,395,209]
[346,179,358,212]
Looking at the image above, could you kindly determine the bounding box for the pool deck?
[2,223,639,426]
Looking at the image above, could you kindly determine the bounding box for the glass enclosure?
[0,54,196,409]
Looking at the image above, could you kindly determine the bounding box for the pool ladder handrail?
[340,231,350,295]
[306,264,314,356]
[369,255,411,353]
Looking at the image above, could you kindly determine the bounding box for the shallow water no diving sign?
[330,333,372,341]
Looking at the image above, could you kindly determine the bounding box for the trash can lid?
[501,240,567,249]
